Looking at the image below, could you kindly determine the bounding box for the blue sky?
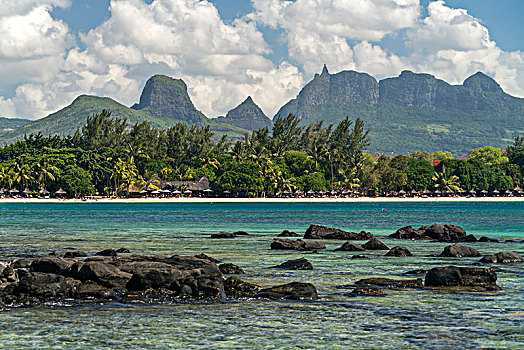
[1,0,523,120]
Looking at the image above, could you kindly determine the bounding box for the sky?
[0,0,522,120]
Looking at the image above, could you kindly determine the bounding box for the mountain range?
[0,67,522,155]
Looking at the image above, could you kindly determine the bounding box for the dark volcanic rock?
[304,224,372,240]
[385,246,413,257]
[439,243,481,257]
[351,255,371,259]
[17,272,66,299]
[255,282,318,300]
[63,251,87,258]
[425,266,499,290]
[193,253,220,263]
[125,261,181,291]
[11,258,33,269]
[270,239,326,251]
[335,240,365,251]
[271,258,313,270]
[69,261,132,289]
[232,231,249,236]
[464,235,478,242]
[30,256,75,275]
[278,230,300,237]
[210,232,237,239]
[219,263,245,274]
[355,278,423,289]
[95,249,117,257]
[480,251,523,264]
[404,269,427,275]
[389,225,428,240]
[479,236,499,243]
[224,277,261,298]
[116,248,131,253]
[362,238,389,250]
[424,223,467,242]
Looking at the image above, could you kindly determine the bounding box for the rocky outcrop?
[30,256,75,275]
[304,224,372,240]
[217,96,272,131]
[95,249,118,257]
[335,240,365,251]
[350,287,387,296]
[64,251,87,258]
[254,282,318,300]
[385,246,413,257]
[210,232,237,239]
[425,266,499,290]
[218,263,245,274]
[480,251,523,264]
[271,258,313,270]
[439,243,481,258]
[361,238,389,250]
[270,239,326,251]
[131,75,205,124]
[224,277,261,298]
[391,223,467,242]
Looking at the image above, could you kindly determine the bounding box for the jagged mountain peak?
[217,96,272,131]
[321,64,329,75]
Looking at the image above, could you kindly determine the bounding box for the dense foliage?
[0,110,521,197]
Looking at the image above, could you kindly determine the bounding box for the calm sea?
[0,202,523,349]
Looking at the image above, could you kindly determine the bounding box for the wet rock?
[278,230,300,237]
[439,243,481,257]
[350,287,387,296]
[404,269,427,275]
[125,262,181,291]
[95,249,117,257]
[63,251,87,258]
[219,263,245,274]
[304,224,373,240]
[210,232,237,239]
[232,231,249,236]
[116,248,130,253]
[355,277,423,289]
[255,282,318,300]
[425,266,499,290]
[464,235,478,242]
[270,239,326,251]
[351,255,371,259]
[479,236,499,243]
[385,246,413,257]
[480,251,523,264]
[362,238,389,250]
[1,265,18,283]
[11,258,33,269]
[69,261,132,289]
[389,225,428,240]
[224,277,261,298]
[0,262,6,276]
[424,223,467,242]
[271,257,313,270]
[17,272,66,299]
[335,240,365,251]
[194,253,220,263]
[30,256,75,275]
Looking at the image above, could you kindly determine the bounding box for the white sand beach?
[0,196,522,204]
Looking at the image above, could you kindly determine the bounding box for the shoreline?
[0,196,523,203]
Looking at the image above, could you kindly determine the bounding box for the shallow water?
[0,202,523,349]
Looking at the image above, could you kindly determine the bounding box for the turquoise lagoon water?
[0,201,523,349]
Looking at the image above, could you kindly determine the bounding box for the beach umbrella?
[184,190,192,194]
[307,190,315,195]
[172,190,182,194]
[203,189,213,192]
[330,190,338,195]
[434,189,441,194]
[422,189,431,194]
[139,190,148,194]
[411,190,418,195]
[161,189,171,193]
[223,190,231,194]
[399,190,406,195]
[55,188,67,194]
[151,190,160,194]
[445,190,454,194]
[469,189,476,194]
[492,190,500,195]
[295,190,304,195]
[23,188,31,194]
[10,188,19,194]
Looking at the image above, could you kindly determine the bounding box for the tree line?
[0,110,522,197]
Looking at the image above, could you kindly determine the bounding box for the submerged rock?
[480,251,523,264]
[219,263,245,274]
[232,231,249,236]
[278,230,300,237]
[210,232,237,239]
[385,246,413,257]
[355,278,423,289]
[63,251,87,258]
[479,236,500,243]
[271,257,313,270]
[389,225,429,240]
[439,243,481,258]
[404,269,427,275]
[425,266,499,290]
[270,239,326,251]
[350,287,387,296]
[362,238,389,250]
[224,276,261,298]
[95,249,117,257]
[255,282,318,300]
[304,224,372,240]
[335,240,365,251]
[116,248,131,253]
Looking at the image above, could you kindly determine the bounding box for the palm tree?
[13,163,34,190]
[432,166,462,192]
[36,158,58,190]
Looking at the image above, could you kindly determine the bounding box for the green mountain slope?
[275,68,524,155]
[0,117,31,132]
